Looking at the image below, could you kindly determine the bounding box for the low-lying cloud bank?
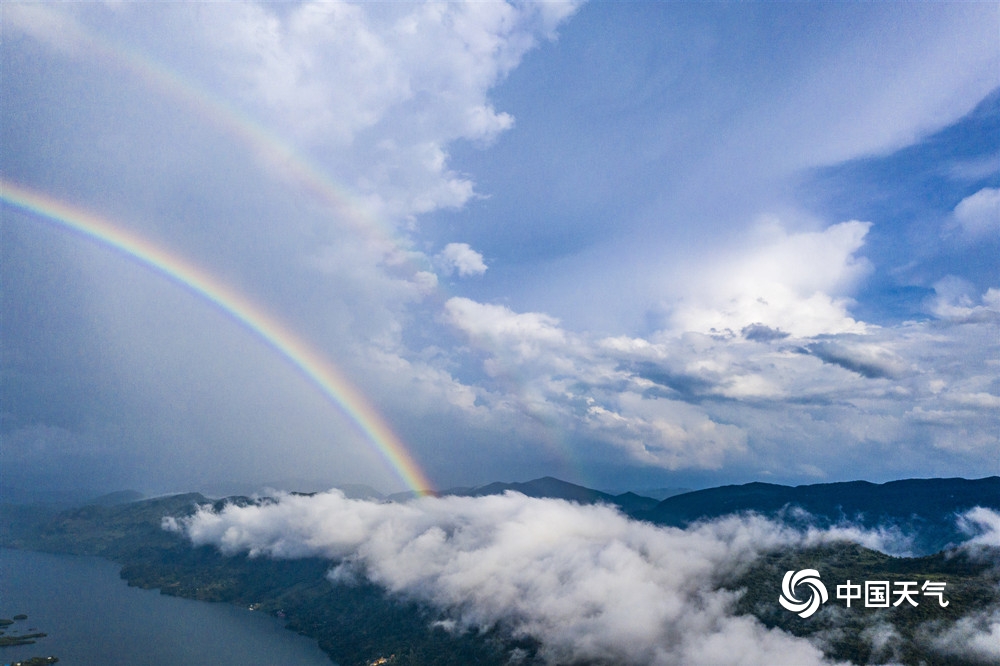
[931,609,1000,662]
[959,506,1000,549]
[164,492,999,665]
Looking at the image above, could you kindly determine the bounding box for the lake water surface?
[0,547,333,665]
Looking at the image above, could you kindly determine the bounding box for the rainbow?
[6,4,408,261]
[1,180,435,495]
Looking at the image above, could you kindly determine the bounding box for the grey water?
[0,547,333,665]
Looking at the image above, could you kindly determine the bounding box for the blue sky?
[2,1,997,495]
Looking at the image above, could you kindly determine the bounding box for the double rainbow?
[2,180,434,495]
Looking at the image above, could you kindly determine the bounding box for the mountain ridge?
[392,475,999,555]
[438,475,661,514]
[3,476,998,666]
[6,475,997,555]
[642,476,1000,554]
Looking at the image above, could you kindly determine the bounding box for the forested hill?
[432,475,999,554]
[6,476,997,556]
[2,478,999,665]
[642,476,1000,554]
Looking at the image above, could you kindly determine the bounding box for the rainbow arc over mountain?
[1,180,435,495]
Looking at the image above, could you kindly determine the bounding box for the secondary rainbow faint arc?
[12,4,404,257]
[1,180,435,495]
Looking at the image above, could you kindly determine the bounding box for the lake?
[0,547,333,665]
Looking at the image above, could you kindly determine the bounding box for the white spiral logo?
[779,569,828,618]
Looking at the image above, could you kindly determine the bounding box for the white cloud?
[435,284,999,477]
[5,1,997,491]
[585,394,748,470]
[930,610,1000,663]
[944,392,1000,410]
[444,297,568,361]
[957,507,1000,550]
[753,3,1000,167]
[859,622,904,664]
[948,187,1000,241]
[948,156,1000,182]
[928,277,1000,321]
[3,4,93,57]
[440,299,753,471]
[437,242,487,277]
[359,345,484,416]
[667,221,872,337]
[9,2,580,229]
[214,1,570,147]
[201,1,581,223]
[984,288,1000,310]
[902,505,1000,664]
[169,491,865,665]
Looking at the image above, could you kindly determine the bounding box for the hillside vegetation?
[3,477,998,665]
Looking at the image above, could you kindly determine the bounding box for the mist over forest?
[2,2,997,665]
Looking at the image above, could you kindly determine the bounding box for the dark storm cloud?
[805,341,907,380]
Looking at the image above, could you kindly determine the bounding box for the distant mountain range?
[643,476,1000,526]
[0,486,147,508]
[432,476,662,515]
[6,475,997,556]
[383,475,1000,556]
[646,477,1000,554]
[427,475,1000,555]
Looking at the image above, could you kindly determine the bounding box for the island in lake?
[0,613,58,664]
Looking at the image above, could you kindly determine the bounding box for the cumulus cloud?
[436,276,999,477]
[928,277,1000,322]
[214,1,579,146]
[8,2,581,228]
[947,187,1000,241]
[440,300,752,470]
[444,297,569,362]
[5,1,997,492]
[168,490,864,665]
[421,216,994,482]
[436,242,487,277]
[586,394,748,470]
[202,1,582,223]
[667,221,872,337]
